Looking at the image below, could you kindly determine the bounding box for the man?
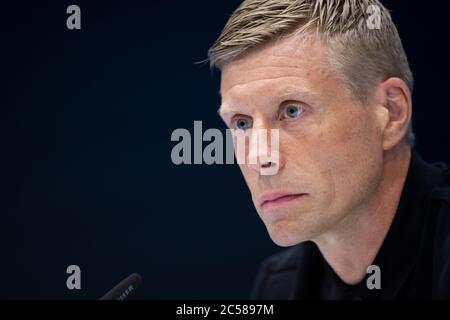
[208,0,450,299]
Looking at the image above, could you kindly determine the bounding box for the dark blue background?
[2,0,449,299]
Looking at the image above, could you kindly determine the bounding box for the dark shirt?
[250,151,450,300]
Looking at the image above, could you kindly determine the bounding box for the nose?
[247,127,280,176]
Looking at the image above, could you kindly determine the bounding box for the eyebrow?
[217,104,240,116]
[218,86,320,116]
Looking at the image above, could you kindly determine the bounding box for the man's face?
[219,34,385,246]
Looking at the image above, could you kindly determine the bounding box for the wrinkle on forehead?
[220,33,333,96]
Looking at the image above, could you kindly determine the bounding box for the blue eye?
[283,105,303,119]
[235,118,251,130]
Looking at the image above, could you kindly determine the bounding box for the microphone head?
[100,273,142,300]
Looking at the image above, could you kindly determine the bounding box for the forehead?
[220,33,333,97]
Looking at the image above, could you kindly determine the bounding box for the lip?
[259,191,306,209]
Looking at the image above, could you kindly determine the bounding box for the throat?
[313,147,411,285]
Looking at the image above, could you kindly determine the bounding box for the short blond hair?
[208,0,415,145]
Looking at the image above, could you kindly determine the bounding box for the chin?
[265,220,312,247]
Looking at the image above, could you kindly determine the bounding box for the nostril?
[261,162,273,168]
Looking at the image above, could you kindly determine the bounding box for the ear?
[372,77,412,151]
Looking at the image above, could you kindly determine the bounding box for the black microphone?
[100,273,142,300]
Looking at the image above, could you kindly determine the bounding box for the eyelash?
[229,102,306,129]
[231,116,252,130]
[278,103,305,120]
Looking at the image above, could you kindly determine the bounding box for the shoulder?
[429,164,450,298]
[259,245,303,273]
[250,242,316,300]
[429,161,450,233]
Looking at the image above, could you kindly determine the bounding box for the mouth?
[259,191,306,210]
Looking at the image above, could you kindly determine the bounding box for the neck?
[313,145,411,285]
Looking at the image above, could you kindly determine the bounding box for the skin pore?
[219,32,412,285]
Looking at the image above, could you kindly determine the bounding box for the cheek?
[313,104,379,160]
[311,112,383,209]
[287,107,382,206]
